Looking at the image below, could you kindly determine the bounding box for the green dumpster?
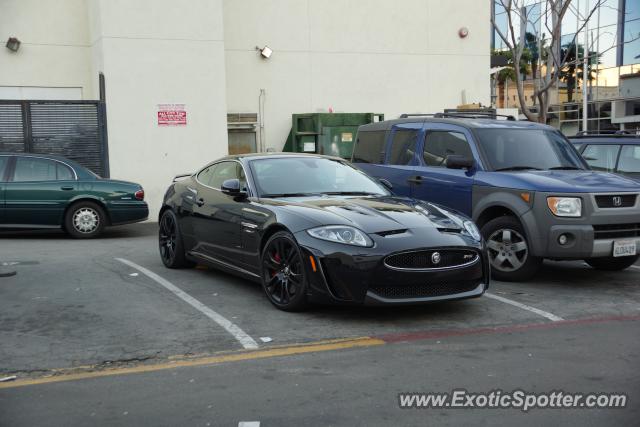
[283,113,384,159]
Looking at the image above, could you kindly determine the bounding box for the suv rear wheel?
[585,255,639,271]
[481,216,542,281]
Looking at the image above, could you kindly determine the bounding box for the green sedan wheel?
[64,201,106,239]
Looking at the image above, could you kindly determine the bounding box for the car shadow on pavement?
[0,222,157,240]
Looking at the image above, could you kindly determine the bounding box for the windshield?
[475,129,586,171]
[250,157,389,197]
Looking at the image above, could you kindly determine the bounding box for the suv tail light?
[135,189,145,201]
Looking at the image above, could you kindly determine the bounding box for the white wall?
[223,0,490,151]
[0,0,93,98]
[88,0,229,218]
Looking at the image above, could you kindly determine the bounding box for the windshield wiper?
[494,166,543,172]
[261,192,322,198]
[321,191,380,196]
[549,166,584,170]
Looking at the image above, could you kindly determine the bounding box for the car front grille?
[595,194,637,208]
[593,223,640,239]
[369,280,481,299]
[384,249,479,270]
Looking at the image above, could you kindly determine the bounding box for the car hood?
[268,195,468,234]
[476,170,640,193]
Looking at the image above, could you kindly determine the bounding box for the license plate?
[613,240,636,257]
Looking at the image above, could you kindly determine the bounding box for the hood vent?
[375,229,408,237]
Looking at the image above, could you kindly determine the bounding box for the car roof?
[219,152,346,162]
[568,136,640,144]
[358,117,555,132]
[0,152,77,162]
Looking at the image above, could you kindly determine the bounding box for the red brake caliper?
[271,252,281,277]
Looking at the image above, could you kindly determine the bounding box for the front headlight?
[307,225,373,247]
[547,197,582,217]
[463,220,481,241]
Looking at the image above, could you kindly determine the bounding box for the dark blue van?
[352,116,640,281]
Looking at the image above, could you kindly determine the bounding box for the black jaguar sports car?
[158,153,489,311]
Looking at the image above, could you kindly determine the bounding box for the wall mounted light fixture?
[6,37,21,52]
[256,45,273,59]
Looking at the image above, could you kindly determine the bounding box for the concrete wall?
[223,0,490,151]
[0,0,93,98]
[88,0,229,217]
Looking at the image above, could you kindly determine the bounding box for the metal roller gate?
[0,100,109,177]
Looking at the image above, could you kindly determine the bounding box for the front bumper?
[294,229,490,305]
[526,192,640,260]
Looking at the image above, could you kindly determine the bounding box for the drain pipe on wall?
[259,89,266,152]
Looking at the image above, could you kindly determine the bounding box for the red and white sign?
[157,104,187,126]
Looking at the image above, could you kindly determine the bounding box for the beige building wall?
[0,0,94,98]
[223,0,490,151]
[88,0,229,217]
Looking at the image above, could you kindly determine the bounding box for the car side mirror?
[445,155,475,170]
[379,178,393,190]
[221,179,247,197]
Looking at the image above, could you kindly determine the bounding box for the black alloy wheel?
[261,231,308,311]
[159,210,193,268]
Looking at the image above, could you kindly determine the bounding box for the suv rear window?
[352,131,386,163]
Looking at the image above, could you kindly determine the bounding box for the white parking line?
[630,265,640,271]
[238,422,260,427]
[116,258,259,350]
[485,292,564,322]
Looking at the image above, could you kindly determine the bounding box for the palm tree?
[558,42,598,103]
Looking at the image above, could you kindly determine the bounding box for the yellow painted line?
[0,337,385,389]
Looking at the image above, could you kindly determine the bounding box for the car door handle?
[60,186,74,191]
[407,175,424,184]
[195,198,205,207]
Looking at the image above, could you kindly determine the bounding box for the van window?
[388,129,419,165]
[617,145,640,177]
[352,131,386,163]
[582,144,620,172]
[423,131,473,167]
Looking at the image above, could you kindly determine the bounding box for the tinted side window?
[352,131,386,163]
[13,157,64,182]
[617,145,640,176]
[209,161,241,189]
[388,129,419,165]
[197,165,217,186]
[423,131,472,167]
[0,157,8,181]
[57,163,74,180]
[582,144,620,172]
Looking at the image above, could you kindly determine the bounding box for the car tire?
[64,201,106,239]
[159,209,194,269]
[585,255,639,271]
[260,231,308,312]
[481,216,542,282]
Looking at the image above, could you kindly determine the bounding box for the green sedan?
[0,153,148,238]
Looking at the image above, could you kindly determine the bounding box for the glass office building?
[492,0,640,134]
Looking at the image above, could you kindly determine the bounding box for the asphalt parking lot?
[1,223,639,426]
